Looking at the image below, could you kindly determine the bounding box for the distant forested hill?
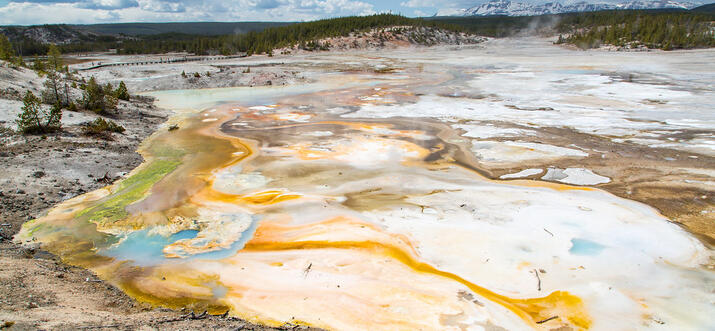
[2,9,713,56]
[691,2,715,12]
[71,22,294,36]
[554,10,715,50]
[0,21,292,56]
[114,14,464,55]
[431,9,715,50]
[0,14,466,56]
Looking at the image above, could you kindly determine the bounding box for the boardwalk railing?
[75,54,248,71]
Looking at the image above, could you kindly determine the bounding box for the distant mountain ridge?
[691,2,715,11]
[441,0,704,16]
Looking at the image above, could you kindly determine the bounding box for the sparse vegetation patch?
[83,117,125,136]
[554,10,715,50]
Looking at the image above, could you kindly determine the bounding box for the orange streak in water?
[197,188,302,206]
[244,218,592,329]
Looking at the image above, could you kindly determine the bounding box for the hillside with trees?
[103,14,467,55]
[1,15,466,57]
[554,10,715,50]
[691,3,715,13]
[432,9,715,50]
[2,10,713,56]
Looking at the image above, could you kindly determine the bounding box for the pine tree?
[46,44,63,72]
[42,69,62,105]
[103,82,113,95]
[16,91,61,133]
[115,81,130,100]
[47,102,62,129]
[0,35,14,62]
[39,45,71,106]
[62,71,72,106]
[16,91,42,133]
[83,77,104,112]
[105,93,118,112]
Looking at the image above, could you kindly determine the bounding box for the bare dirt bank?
[0,64,318,330]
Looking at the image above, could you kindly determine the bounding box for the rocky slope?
[280,26,487,53]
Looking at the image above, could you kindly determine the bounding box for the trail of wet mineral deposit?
[17,44,715,330]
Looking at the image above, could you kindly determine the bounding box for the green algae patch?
[22,219,41,236]
[77,158,182,224]
[19,220,61,241]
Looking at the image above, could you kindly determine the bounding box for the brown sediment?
[461,124,715,246]
[343,190,411,211]
[111,264,231,315]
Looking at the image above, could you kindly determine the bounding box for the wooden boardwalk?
[76,54,247,71]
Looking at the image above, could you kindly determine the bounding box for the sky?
[0,0,682,25]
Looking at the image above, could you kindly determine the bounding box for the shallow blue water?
[101,217,260,266]
[569,238,605,256]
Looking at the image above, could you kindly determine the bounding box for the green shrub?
[82,77,117,113]
[32,59,46,75]
[83,117,125,135]
[105,94,118,111]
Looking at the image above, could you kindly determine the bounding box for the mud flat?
[6,37,715,330]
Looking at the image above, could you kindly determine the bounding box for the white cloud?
[400,0,437,8]
[138,0,185,13]
[0,3,122,24]
[0,0,376,24]
[400,0,476,8]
